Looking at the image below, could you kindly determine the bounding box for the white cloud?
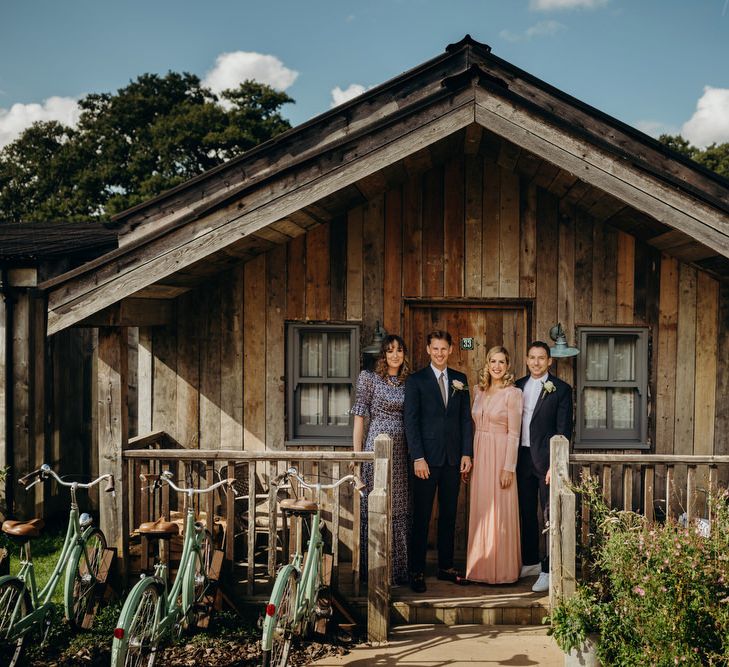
[681,86,729,148]
[0,96,80,148]
[203,51,298,97]
[633,120,680,138]
[330,83,367,108]
[530,0,608,9]
[500,20,566,42]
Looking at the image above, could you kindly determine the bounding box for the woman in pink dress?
[466,345,523,584]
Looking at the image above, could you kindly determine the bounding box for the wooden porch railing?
[550,435,729,607]
[123,431,393,643]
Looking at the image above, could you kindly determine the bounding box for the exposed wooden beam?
[77,298,175,327]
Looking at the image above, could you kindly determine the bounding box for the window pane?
[586,337,609,381]
[614,337,636,381]
[298,385,323,425]
[584,388,607,429]
[300,333,323,377]
[327,385,351,426]
[328,332,351,378]
[612,388,636,430]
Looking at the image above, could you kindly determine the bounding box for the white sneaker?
[532,572,550,592]
[520,564,541,578]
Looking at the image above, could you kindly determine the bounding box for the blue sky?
[1,0,728,148]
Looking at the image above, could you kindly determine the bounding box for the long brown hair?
[374,334,410,383]
[478,346,515,390]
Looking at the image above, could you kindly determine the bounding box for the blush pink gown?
[466,385,523,584]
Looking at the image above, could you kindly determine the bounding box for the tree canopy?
[0,72,293,222]
[658,134,729,181]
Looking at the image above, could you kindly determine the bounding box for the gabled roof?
[40,35,729,335]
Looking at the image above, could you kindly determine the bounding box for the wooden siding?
[141,154,727,461]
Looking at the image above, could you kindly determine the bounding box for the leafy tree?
[658,134,729,180]
[0,73,293,221]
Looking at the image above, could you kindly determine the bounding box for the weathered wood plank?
[616,231,635,324]
[557,206,575,387]
[137,328,153,436]
[221,266,244,450]
[176,291,199,449]
[329,216,347,321]
[644,466,655,521]
[363,194,385,344]
[266,246,286,451]
[715,280,729,487]
[422,167,444,297]
[384,187,403,333]
[402,175,423,298]
[200,280,222,449]
[444,157,465,297]
[346,206,364,320]
[519,180,537,300]
[481,159,500,297]
[97,327,129,575]
[306,223,331,321]
[499,168,520,298]
[655,255,679,455]
[675,264,697,452]
[152,326,177,439]
[464,156,483,297]
[694,272,718,457]
[536,189,559,341]
[244,255,266,452]
[286,235,306,320]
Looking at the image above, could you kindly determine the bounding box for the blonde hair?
[478,346,515,390]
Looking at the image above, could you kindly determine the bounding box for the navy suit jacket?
[404,366,474,466]
[515,372,573,475]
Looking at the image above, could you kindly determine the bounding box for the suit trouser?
[517,446,549,573]
[410,463,460,573]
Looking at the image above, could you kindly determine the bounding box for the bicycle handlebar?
[140,470,235,496]
[276,467,366,496]
[19,464,115,494]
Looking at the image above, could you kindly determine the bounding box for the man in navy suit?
[404,330,473,593]
[515,341,573,593]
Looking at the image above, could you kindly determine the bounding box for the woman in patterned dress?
[352,334,411,585]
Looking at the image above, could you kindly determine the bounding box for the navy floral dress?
[352,370,411,585]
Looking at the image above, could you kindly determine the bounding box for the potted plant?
[548,476,729,666]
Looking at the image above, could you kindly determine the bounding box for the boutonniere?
[541,380,556,398]
[451,379,467,396]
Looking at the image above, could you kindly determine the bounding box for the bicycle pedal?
[314,601,333,619]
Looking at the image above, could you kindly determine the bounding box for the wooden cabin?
[6,35,729,631]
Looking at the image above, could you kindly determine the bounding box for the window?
[286,324,359,442]
[575,327,648,449]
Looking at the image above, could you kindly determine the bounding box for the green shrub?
[549,476,729,666]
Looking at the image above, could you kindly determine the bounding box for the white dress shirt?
[521,375,545,447]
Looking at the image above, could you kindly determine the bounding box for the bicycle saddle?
[279,498,318,514]
[2,518,44,539]
[139,516,179,536]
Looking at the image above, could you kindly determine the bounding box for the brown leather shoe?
[410,572,426,593]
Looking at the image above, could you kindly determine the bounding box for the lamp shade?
[549,323,580,358]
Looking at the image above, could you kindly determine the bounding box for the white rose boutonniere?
[451,379,467,396]
[541,380,556,398]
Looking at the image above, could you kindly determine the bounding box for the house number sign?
[460,337,474,350]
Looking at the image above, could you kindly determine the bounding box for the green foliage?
[1,530,67,604]
[0,72,293,221]
[549,476,729,666]
[659,134,729,180]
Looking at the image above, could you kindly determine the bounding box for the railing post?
[367,433,392,644]
[549,434,576,609]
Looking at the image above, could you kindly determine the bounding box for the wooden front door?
[403,300,531,562]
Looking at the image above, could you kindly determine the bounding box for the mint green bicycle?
[261,467,364,667]
[110,470,234,667]
[0,464,114,666]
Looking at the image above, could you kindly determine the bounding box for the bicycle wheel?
[65,527,107,630]
[182,529,213,631]
[0,577,31,667]
[262,567,298,667]
[303,548,328,638]
[111,577,163,667]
